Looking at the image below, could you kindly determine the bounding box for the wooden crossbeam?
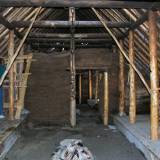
[11,20,132,28]
[0,1,159,9]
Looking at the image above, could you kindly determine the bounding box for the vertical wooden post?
[119,42,125,116]
[129,30,136,124]
[95,71,99,100]
[69,7,76,127]
[79,73,82,104]
[89,70,92,99]
[8,30,14,120]
[104,72,109,126]
[149,10,159,140]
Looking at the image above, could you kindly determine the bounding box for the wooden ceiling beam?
[11,20,132,28]
[0,1,159,9]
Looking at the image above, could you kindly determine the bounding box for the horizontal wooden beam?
[0,1,159,8]
[30,43,111,49]
[27,37,113,43]
[28,33,110,39]
[12,20,132,28]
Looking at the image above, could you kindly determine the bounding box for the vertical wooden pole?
[8,30,14,120]
[79,73,82,104]
[95,71,99,100]
[149,10,159,140]
[104,72,109,126]
[69,7,76,127]
[89,70,92,99]
[119,42,125,116]
[129,30,136,124]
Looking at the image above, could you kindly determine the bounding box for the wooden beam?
[69,7,76,128]
[12,20,132,28]
[129,30,136,124]
[119,40,125,116]
[79,73,82,104]
[0,1,159,9]
[149,10,159,141]
[28,33,111,39]
[27,38,113,43]
[89,70,92,99]
[104,72,109,126]
[0,15,22,39]
[8,30,15,120]
[30,43,112,49]
[95,71,99,100]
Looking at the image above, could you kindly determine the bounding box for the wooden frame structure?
[0,1,159,141]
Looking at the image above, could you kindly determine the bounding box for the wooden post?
[129,30,136,124]
[69,7,76,127]
[8,30,14,120]
[89,70,92,99]
[149,10,159,140]
[119,41,125,116]
[104,72,109,126]
[95,71,99,100]
[79,73,82,104]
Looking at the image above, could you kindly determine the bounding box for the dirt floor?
[6,118,146,160]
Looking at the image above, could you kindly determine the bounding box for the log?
[27,38,113,43]
[11,20,132,28]
[149,10,159,141]
[119,41,125,116]
[104,72,109,126]
[88,70,92,99]
[8,30,15,120]
[28,33,113,39]
[69,7,76,128]
[79,74,82,104]
[129,30,136,124]
[0,0,159,9]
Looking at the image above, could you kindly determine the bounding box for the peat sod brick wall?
[25,48,119,125]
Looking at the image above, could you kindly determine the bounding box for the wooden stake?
[149,10,159,140]
[8,30,14,120]
[79,73,82,104]
[119,41,125,116]
[104,72,109,126]
[89,70,92,99]
[129,30,136,124]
